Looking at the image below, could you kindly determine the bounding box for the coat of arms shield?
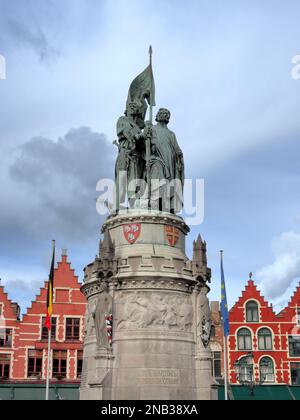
[123,223,141,244]
[165,226,180,247]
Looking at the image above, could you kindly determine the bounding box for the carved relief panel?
[115,291,193,332]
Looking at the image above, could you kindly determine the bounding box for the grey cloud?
[2,278,44,315]
[273,299,290,313]
[9,127,114,243]
[4,278,41,294]
[3,18,59,63]
[256,231,300,300]
[188,130,300,305]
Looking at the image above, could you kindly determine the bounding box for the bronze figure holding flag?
[114,47,184,213]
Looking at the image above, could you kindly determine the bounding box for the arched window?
[246,301,259,322]
[260,357,275,383]
[211,325,216,338]
[237,328,252,351]
[258,328,273,350]
[238,356,253,383]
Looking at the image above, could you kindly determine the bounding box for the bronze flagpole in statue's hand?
[149,45,153,124]
[146,45,154,206]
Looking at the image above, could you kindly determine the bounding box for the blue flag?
[221,253,230,337]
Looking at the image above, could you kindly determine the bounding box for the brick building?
[210,301,224,382]
[0,287,20,380]
[0,250,86,385]
[228,275,300,386]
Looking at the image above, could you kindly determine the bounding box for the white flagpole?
[45,317,51,401]
[223,334,228,401]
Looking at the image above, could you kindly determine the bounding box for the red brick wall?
[228,280,300,385]
[0,287,19,379]
[0,253,86,383]
[210,302,225,380]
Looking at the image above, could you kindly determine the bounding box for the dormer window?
[246,301,259,323]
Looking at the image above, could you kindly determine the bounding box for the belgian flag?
[45,241,55,330]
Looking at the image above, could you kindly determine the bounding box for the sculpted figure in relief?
[116,292,193,332]
[197,286,212,348]
[93,284,113,350]
[85,295,98,336]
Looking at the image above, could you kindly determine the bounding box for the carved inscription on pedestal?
[137,369,179,386]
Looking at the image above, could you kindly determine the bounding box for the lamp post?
[234,353,269,397]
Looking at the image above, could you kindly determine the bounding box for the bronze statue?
[148,108,185,212]
[114,102,145,207]
[114,49,185,214]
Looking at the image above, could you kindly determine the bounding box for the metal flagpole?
[149,45,153,124]
[146,45,153,205]
[221,250,229,401]
[223,334,228,401]
[45,240,55,401]
[45,321,51,401]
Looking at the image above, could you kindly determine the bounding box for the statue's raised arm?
[114,54,156,211]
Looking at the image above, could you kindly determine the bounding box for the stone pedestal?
[80,210,216,400]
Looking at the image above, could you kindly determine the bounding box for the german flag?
[45,241,55,330]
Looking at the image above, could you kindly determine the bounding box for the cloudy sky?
[0,0,300,314]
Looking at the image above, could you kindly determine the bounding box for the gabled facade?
[0,286,20,380]
[276,285,300,386]
[0,251,86,384]
[210,301,225,382]
[228,276,300,386]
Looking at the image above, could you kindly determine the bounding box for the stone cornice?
[113,276,197,294]
[81,275,202,297]
[102,212,190,235]
[82,270,209,298]
[81,280,108,299]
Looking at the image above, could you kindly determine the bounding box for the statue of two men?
[114,103,185,213]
